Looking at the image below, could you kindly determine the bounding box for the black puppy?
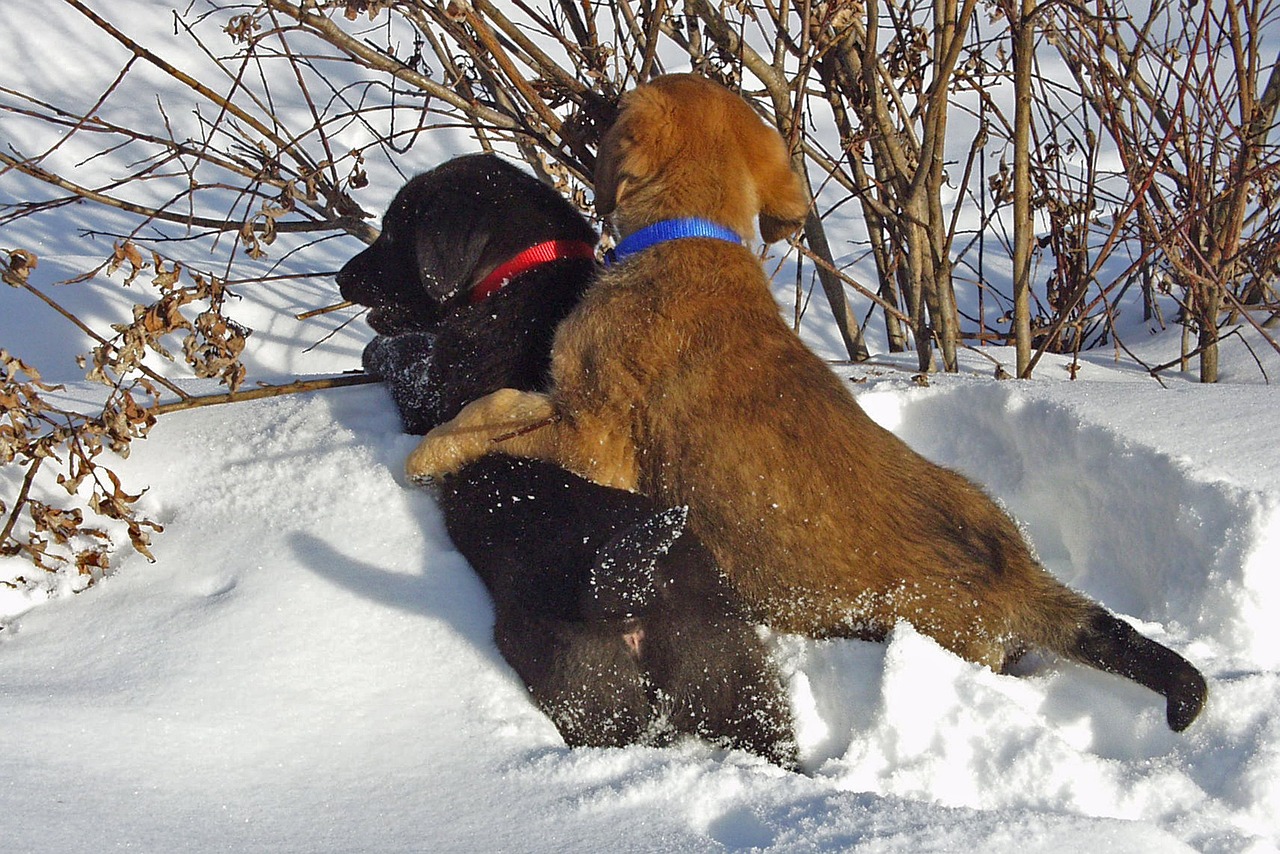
[338,154,798,768]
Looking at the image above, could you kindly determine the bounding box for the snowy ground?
[3,327,1278,852]
[4,4,1280,852]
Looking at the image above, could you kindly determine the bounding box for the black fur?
[338,154,798,768]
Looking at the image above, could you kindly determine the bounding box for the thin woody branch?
[153,373,377,415]
[0,150,370,239]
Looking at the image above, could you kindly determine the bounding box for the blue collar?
[605,218,743,266]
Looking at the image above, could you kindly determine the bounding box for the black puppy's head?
[337,153,598,335]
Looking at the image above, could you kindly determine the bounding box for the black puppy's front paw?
[363,332,441,435]
[363,331,436,379]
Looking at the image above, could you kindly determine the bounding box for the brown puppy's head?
[594,74,809,244]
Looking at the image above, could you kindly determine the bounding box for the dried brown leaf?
[3,249,37,288]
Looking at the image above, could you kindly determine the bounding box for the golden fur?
[407,74,1206,729]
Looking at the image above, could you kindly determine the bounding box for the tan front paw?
[406,428,475,484]
[405,389,555,484]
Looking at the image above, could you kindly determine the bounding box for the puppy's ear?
[594,89,672,219]
[752,127,810,244]
[593,114,629,218]
[414,213,490,305]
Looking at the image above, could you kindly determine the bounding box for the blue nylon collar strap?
[604,218,743,267]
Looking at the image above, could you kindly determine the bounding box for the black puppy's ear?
[413,210,493,305]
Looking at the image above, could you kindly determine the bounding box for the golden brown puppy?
[407,73,1207,731]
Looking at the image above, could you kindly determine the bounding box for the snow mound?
[860,377,1280,670]
[3,371,1278,851]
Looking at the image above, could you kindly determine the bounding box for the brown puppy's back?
[582,76,1204,728]
[557,239,1065,667]
[573,221,1204,730]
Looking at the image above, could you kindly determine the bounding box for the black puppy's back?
[446,454,797,766]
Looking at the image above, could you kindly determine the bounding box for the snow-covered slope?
[2,355,1277,852]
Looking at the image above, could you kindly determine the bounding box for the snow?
[4,4,1280,853]
[3,356,1277,852]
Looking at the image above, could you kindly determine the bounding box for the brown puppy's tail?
[1052,603,1207,732]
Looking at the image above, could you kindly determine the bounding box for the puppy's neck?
[606,218,743,266]
[470,239,596,303]
[611,170,761,243]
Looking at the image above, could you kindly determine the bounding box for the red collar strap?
[469,239,597,304]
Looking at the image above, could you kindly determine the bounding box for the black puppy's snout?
[337,247,379,304]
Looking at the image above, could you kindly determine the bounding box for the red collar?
[470,239,597,304]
